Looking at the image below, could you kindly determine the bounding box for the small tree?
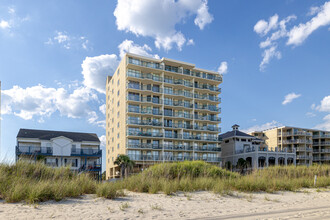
[237,158,247,174]
[114,155,135,178]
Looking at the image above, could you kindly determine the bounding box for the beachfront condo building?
[250,126,330,166]
[16,129,102,179]
[220,125,296,171]
[106,53,222,179]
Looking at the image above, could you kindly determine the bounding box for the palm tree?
[114,155,135,178]
[237,158,247,174]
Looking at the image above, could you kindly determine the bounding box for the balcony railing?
[282,131,313,136]
[195,104,221,112]
[127,84,162,93]
[194,125,221,132]
[194,115,221,122]
[296,147,313,152]
[127,96,163,104]
[164,112,193,119]
[71,148,102,157]
[164,90,193,98]
[127,119,162,127]
[16,146,53,155]
[313,149,330,153]
[164,101,193,108]
[313,134,330,138]
[194,84,221,92]
[282,140,313,144]
[127,70,163,82]
[127,130,164,138]
[128,57,222,82]
[127,107,163,115]
[194,94,221,102]
[164,123,193,129]
[127,154,221,162]
[164,79,193,87]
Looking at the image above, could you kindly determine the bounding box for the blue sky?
[1,0,330,170]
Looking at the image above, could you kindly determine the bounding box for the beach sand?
[0,188,329,220]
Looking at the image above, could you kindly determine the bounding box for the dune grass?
[0,161,329,203]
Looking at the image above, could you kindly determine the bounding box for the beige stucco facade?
[106,53,222,179]
[250,126,330,166]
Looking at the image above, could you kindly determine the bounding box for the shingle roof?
[219,130,256,140]
[17,129,100,143]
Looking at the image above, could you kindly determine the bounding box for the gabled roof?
[219,130,254,139]
[17,129,100,143]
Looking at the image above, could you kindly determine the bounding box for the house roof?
[219,130,263,142]
[17,129,100,143]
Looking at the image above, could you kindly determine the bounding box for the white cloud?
[217,61,228,74]
[187,39,195,46]
[81,54,119,94]
[46,31,90,50]
[242,120,283,133]
[306,112,316,117]
[1,85,99,124]
[254,14,279,36]
[259,46,281,71]
[113,0,213,51]
[287,1,330,46]
[308,6,321,16]
[0,20,10,29]
[315,95,330,112]
[118,39,159,59]
[99,135,106,149]
[282,92,301,105]
[99,104,106,115]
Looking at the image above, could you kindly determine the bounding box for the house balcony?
[78,164,102,172]
[71,148,102,157]
[16,146,53,156]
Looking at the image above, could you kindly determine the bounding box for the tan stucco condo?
[106,53,222,179]
[250,126,330,166]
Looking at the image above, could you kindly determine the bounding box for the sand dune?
[0,188,329,220]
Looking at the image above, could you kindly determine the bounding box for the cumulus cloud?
[81,54,119,94]
[254,14,279,36]
[45,31,91,50]
[99,104,106,115]
[287,2,330,46]
[306,112,316,117]
[242,120,283,133]
[259,46,282,71]
[313,95,330,130]
[282,92,301,105]
[0,20,10,29]
[187,39,195,46]
[113,0,213,51]
[217,61,228,74]
[99,135,106,148]
[118,39,159,59]
[1,85,101,125]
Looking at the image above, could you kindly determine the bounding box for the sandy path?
[0,188,329,220]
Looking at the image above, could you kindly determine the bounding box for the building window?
[117,133,120,138]
[117,122,120,128]
[117,90,120,96]
[117,79,120,86]
[117,111,120,117]
[117,143,120,149]
[117,101,120,107]
[112,147,114,152]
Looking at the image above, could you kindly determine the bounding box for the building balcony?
[194,84,221,93]
[194,104,221,113]
[164,123,194,129]
[71,148,102,157]
[282,140,313,144]
[164,101,193,108]
[79,164,102,172]
[127,154,221,162]
[281,131,312,136]
[296,147,313,152]
[194,94,221,102]
[127,71,163,82]
[194,125,221,132]
[127,84,163,94]
[127,96,163,105]
[127,119,163,127]
[127,131,164,138]
[16,146,53,156]
[164,79,193,88]
[164,112,193,119]
[313,149,330,153]
[128,57,222,83]
[313,134,330,138]
[296,155,313,160]
[127,107,163,116]
[194,115,221,122]
[164,91,193,98]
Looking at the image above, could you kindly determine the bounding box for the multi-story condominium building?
[250,126,330,166]
[106,53,222,179]
[220,125,296,171]
[16,129,102,179]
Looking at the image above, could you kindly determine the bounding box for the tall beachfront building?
[250,126,330,166]
[106,53,222,179]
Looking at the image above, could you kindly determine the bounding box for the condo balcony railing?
[282,140,313,144]
[194,84,221,92]
[127,70,163,82]
[71,148,102,156]
[127,154,221,162]
[313,156,330,161]
[127,96,163,104]
[194,125,221,132]
[296,147,313,152]
[313,134,330,138]
[127,107,163,115]
[313,142,330,146]
[281,131,313,136]
[127,130,164,138]
[127,84,163,93]
[313,149,330,153]
[164,123,194,129]
[194,115,221,122]
[296,155,313,160]
[128,57,223,82]
[127,119,163,127]
[194,94,221,102]
[164,79,194,87]
[195,104,221,112]
[16,146,102,157]
[164,90,193,98]
[79,164,102,172]
[127,143,163,150]
[164,112,193,119]
[235,146,296,154]
[164,100,193,108]
[16,146,53,155]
